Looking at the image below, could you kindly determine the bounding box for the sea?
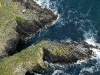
[25,0,100,75]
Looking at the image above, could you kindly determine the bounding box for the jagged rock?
[39,41,92,64]
[0,0,57,58]
[13,0,57,39]
[0,40,92,75]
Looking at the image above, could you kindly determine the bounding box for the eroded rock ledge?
[0,40,92,75]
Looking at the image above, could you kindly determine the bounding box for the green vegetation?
[16,16,25,23]
[0,42,44,75]
[0,0,24,38]
[38,41,71,56]
[0,40,72,75]
[0,0,24,26]
[0,0,59,74]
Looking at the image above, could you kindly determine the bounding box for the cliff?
[0,40,92,75]
[0,0,57,58]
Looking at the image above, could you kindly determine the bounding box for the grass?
[0,0,24,26]
[0,0,24,38]
[0,0,58,74]
[38,40,71,56]
[0,1,32,74]
[16,17,25,23]
[0,40,75,75]
[0,43,44,75]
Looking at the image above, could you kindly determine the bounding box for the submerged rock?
[0,40,92,75]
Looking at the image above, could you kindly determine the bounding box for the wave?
[84,31,100,58]
[34,0,58,14]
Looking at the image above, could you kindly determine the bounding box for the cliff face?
[0,0,57,58]
[15,0,57,38]
[0,40,92,75]
[39,41,92,64]
[0,42,47,75]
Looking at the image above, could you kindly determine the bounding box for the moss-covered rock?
[16,17,25,24]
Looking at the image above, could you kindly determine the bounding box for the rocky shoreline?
[0,0,94,75]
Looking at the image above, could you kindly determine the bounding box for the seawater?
[25,0,100,75]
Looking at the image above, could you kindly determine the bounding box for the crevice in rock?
[16,37,38,53]
[9,0,58,55]
[16,39,26,52]
[25,71,34,75]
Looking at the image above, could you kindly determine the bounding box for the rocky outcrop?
[0,25,19,58]
[39,41,92,64]
[0,0,57,58]
[0,40,92,75]
[15,0,57,39]
[0,42,49,75]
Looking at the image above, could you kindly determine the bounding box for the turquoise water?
[25,0,100,75]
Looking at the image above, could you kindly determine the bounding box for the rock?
[39,41,92,64]
[0,26,19,59]
[0,0,57,58]
[0,40,92,75]
[0,43,49,75]
[15,0,57,39]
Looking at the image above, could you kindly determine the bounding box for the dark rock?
[14,0,57,39]
[38,41,92,64]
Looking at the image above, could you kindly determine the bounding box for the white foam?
[60,38,72,42]
[34,74,41,75]
[85,37,100,58]
[79,66,94,75]
[74,30,100,65]
[34,0,58,14]
[82,29,100,58]
[52,14,61,24]
[52,70,63,75]
[75,59,88,65]
[34,0,50,8]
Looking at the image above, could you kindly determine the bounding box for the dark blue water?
[26,0,100,74]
